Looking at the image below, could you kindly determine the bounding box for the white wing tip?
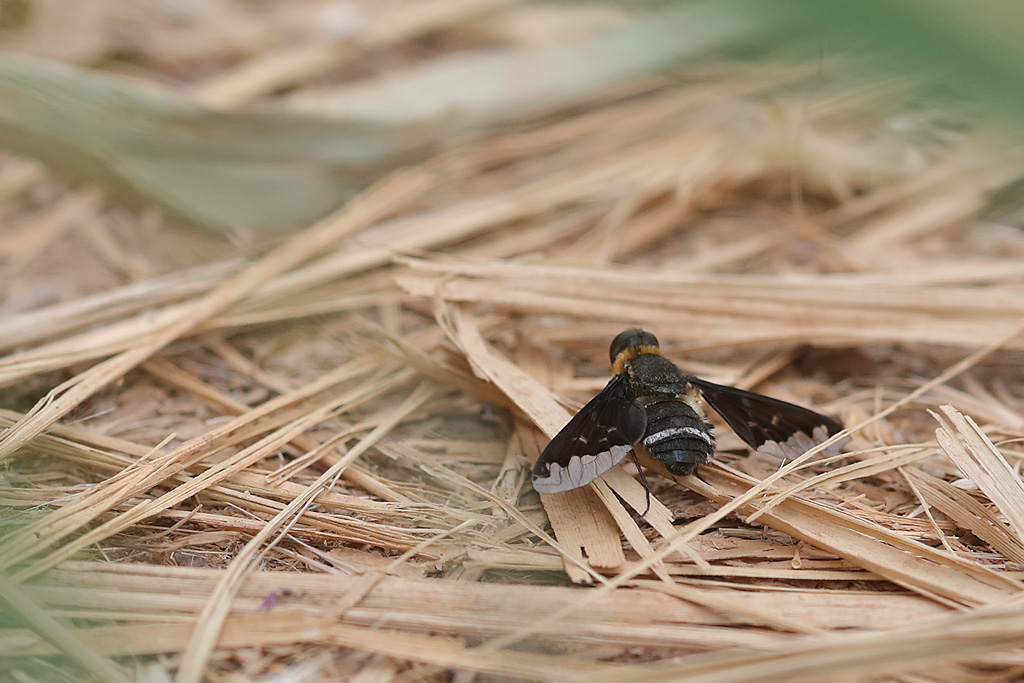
[532,445,631,494]
[756,424,846,459]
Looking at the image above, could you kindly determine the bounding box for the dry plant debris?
[4,2,1024,682]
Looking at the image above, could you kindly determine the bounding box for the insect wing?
[532,373,646,494]
[688,377,843,458]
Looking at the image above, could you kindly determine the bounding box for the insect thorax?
[625,353,686,393]
[627,354,714,476]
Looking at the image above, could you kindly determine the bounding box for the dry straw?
[5,3,1024,682]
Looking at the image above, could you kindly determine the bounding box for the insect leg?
[630,449,652,517]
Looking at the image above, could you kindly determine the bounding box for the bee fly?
[532,329,843,509]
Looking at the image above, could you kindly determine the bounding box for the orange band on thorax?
[611,344,661,375]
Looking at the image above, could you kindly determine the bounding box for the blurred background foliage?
[0,0,1022,232]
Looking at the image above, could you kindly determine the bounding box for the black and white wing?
[688,377,844,459]
[532,373,647,494]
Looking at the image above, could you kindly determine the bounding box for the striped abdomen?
[639,395,714,476]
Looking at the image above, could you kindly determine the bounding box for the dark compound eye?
[609,329,660,364]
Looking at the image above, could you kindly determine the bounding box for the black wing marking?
[532,373,647,494]
[688,377,843,457]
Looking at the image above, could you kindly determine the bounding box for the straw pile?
[3,2,1024,682]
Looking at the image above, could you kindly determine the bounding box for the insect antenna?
[630,449,652,517]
